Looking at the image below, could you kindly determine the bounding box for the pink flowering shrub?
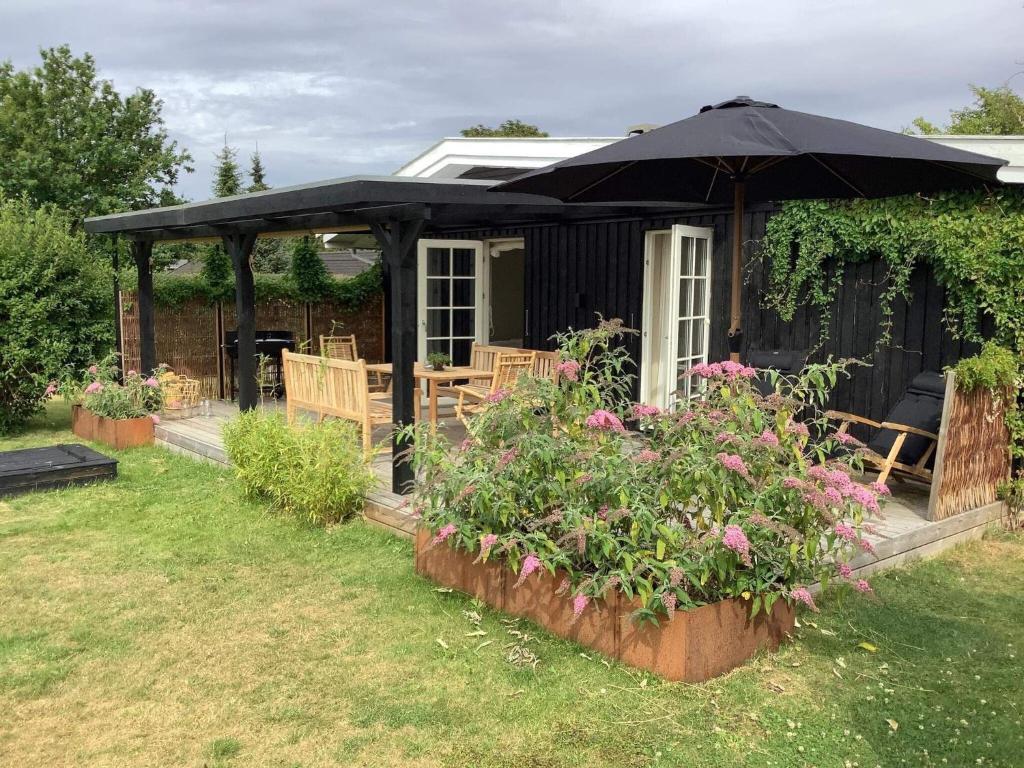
[57,353,165,420]
[408,320,883,625]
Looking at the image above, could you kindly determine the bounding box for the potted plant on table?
[426,352,452,372]
[57,354,165,449]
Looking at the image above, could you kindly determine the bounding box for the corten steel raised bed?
[72,405,154,450]
[415,527,795,682]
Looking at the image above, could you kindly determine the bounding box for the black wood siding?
[440,210,979,422]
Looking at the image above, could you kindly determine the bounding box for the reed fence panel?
[121,293,220,398]
[929,376,1012,521]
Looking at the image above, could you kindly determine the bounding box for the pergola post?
[131,239,157,374]
[372,217,425,494]
[222,232,259,411]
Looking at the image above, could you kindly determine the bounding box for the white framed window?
[417,239,485,365]
[640,225,714,407]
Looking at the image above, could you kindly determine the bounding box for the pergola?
[84,175,680,493]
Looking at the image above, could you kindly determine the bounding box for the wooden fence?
[928,373,1013,521]
[120,292,385,400]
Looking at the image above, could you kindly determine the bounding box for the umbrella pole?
[729,180,745,363]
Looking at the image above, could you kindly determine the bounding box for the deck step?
[155,424,229,465]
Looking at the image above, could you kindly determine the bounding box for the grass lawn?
[1,403,1022,767]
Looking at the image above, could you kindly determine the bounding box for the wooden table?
[366,363,494,430]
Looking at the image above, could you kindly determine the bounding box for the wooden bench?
[282,349,418,454]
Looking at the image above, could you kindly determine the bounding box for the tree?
[201,142,242,294]
[246,148,289,273]
[290,235,330,299]
[460,119,549,138]
[0,194,112,432]
[248,148,269,192]
[912,84,1024,135]
[212,142,243,198]
[0,45,192,220]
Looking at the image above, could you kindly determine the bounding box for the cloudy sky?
[3,0,1019,200]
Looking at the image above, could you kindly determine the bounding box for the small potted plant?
[426,352,452,372]
[57,354,165,449]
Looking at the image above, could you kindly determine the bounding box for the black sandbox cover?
[0,444,117,497]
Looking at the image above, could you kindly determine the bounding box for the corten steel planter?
[414,527,794,682]
[72,405,154,450]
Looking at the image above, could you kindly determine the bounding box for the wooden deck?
[156,400,1004,576]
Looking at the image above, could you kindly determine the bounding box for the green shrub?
[0,195,112,433]
[223,409,375,525]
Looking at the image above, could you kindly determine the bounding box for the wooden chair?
[320,334,358,361]
[282,349,419,455]
[320,334,388,392]
[826,371,945,484]
[454,351,537,423]
[532,349,562,383]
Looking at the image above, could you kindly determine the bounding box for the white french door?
[417,239,485,366]
[640,225,714,408]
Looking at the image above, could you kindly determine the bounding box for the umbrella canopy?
[496,97,1008,361]
[496,96,1006,203]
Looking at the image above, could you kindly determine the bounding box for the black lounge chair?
[747,349,807,397]
[826,371,946,484]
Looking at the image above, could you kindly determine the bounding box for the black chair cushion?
[748,349,807,396]
[866,373,945,467]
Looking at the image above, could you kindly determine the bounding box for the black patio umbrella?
[495,96,1007,359]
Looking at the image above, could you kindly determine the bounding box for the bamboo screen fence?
[928,374,1013,521]
[120,292,384,400]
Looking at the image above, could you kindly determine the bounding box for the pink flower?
[479,533,498,556]
[714,432,735,444]
[514,554,541,588]
[597,504,609,520]
[635,449,660,463]
[556,360,581,382]
[668,567,684,587]
[571,593,589,622]
[740,366,757,378]
[44,382,57,396]
[677,410,697,424]
[88,365,98,375]
[459,438,474,452]
[144,377,160,388]
[833,431,863,446]
[789,586,819,612]
[755,429,780,447]
[859,538,876,555]
[497,448,518,469]
[689,362,723,378]
[870,481,892,497]
[431,523,457,546]
[661,590,677,618]
[456,484,476,502]
[837,563,853,579]
[585,409,625,432]
[834,523,857,542]
[854,579,873,593]
[785,420,810,437]
[782,476,804,490]
[486,388,511,403]
[150,413,160,424]
[84,381,103,394]
[722,524,751,565]
[850,485,881,514]
[126,369,137,377]
[707,409,727,423]
[824,487,844,506]
[716,452,750,478]
[632,403,661,418]
[575,473,593,484]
